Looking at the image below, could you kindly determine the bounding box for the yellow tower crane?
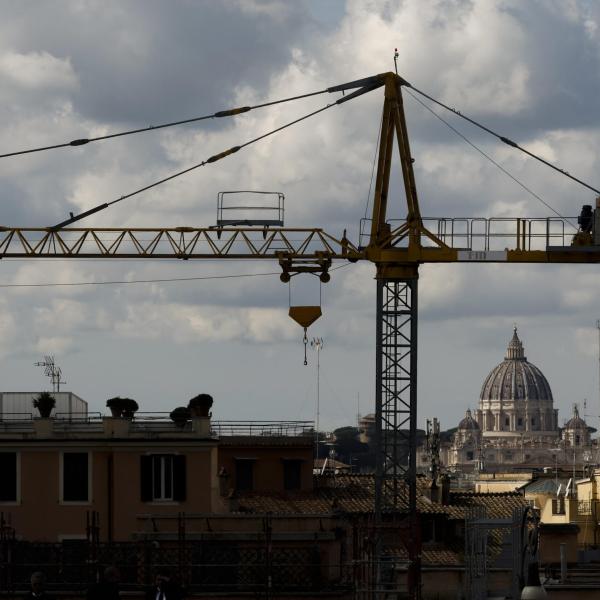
[2,72,600,599]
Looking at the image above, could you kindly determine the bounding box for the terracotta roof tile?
[233,474,451,515]
[447,491,529,520]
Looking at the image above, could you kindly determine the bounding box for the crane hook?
[303,328,308,366]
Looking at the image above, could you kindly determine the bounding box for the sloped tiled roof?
[233,474,450,515]
[521,477,569,495]
[384,544,462,567]
[447,491,530,520]
[314,458,351,470]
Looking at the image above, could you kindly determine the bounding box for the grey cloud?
[1,1,314,126]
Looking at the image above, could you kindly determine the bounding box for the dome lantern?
[505,326,526,360]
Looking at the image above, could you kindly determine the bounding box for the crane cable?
[0,90,330,159]
[50,79,382,230]
[0,262,351,289]
[404,89,578,230]
[1,73,386,160]
[401,78,600,196]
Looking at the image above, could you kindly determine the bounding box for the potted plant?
[187,393,213,418]
[170,406,191,428]
[106,397,139,419]
[33,391,56,418]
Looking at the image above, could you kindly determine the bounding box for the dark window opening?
[283,460,302,491]
[140,454,186,502]
[466,451,474,461]
[235,459,255,491]
[0,453,17,502]
[505,417,510,427]
[518,418,523,427]
[552,498,565,515]
[63,453,88,502]
[575,435,581,446]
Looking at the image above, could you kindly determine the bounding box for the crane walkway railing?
[422,217,573,252]
[359,216,577,253]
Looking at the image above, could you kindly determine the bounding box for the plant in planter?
[106,397,139,419]
[169,406,191,428]
[187,393,213,418]
[32,391,56,418]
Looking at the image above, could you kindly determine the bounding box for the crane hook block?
[289,306,322,366]
[288,306,322,329]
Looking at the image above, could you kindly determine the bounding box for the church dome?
[458,408,479,430]
[564,405,587,430]
[480,328,553,403]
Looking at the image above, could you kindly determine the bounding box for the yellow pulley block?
[289,306,322,365]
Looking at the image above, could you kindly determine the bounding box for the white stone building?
[445,328,596,472]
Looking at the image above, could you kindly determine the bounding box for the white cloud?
[574,326,598,358]
[0,50,78,91]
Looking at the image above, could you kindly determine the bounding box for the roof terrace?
[0,412,314,441]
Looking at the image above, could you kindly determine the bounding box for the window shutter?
[173,455,186,502]
[140,455,153,502]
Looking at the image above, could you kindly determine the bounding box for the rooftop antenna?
[597,320,600,432]
[393,48,399,75]
[311,337,324,458]
[34,355,65,393]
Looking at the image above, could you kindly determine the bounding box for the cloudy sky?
[1,0,600,434]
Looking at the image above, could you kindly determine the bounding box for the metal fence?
[0,539,331,595]
[211,421,314,437]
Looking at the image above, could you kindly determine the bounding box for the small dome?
[564,405,587,430]
[480,328,553,403]
[458,408,479,430]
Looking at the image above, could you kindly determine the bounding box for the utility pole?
[597,320,600,435]
[311,337,324,459]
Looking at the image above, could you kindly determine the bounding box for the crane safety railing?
[359,217,575,252]
[423,217,572,252]
[216,191,285,227]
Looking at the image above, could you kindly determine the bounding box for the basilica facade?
[445,328,595,472]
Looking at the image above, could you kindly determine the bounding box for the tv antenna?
[34,356,65,392]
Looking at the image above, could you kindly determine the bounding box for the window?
[575,435,581,446]
[517,418,523,427]
[0,452,17,502]
[62,452,89,502]
[235,459,255,491]
[505,417,510,427]
[466,451,474,461]
[140,455,186,502]
[552,498,565,515]
[283,460,302,491]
